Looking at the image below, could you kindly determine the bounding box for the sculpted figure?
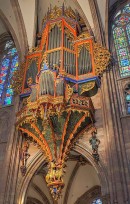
[89,131,100,162]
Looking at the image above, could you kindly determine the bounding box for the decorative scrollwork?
[28,47,40,54]
[48,6,62,20]
[65,84,73,102]
[65,7,76,20]
[77,32,92,41]
[64,27,75,41]
[11,62,25,94]
[27,57,39,69]
[77,43,90,56]
[80,81,95,94]
[93,43,111,75]
[49,21,62,32]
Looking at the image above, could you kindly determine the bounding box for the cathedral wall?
[0,97,20,204]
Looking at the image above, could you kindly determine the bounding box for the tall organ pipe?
[53,26,57,48]
[57,27,60,47]
[65,34,67,48]
[68,52,70,74]
[88,53,92,73]
[82,47,84,75]
[67,51,69,73]
[50,52,53,68]
[80,48,83,75]
[83,47,86,74]
[64,51,66,72]
[74,54,76,75]
[52,29,54,50]
[50,29,52,50]
[86,51,89,73]
[48,30,51,50]
[65,51,68,72]
[78,49,82,75]
[70,53,72,74]
[87,51,90,73]
[63,51,65,71]
[51,28,54,49]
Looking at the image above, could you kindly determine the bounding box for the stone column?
[0,96,21,204]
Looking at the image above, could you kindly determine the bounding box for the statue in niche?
[19,141,30,176]
[89,129,100,162]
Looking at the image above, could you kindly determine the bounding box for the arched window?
[124,83,130,114]
[92,198,102,204]
[112,3,130,77]
[0,39,19,106]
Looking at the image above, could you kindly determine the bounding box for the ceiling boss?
[13,5,110,200]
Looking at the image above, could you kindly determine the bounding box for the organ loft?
[0,1,130,204]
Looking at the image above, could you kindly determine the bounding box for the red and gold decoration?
[14,5,110,200]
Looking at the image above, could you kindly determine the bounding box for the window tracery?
[0,39,19,106]
[112,3,130,77]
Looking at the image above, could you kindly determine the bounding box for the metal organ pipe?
[69,52,71,74]
[47,73,50,94]
[51,27,53,49]
[50,52,53,68]
[82,47,85,75]
[53,51,55,70]
[80,48,83,75]
[72,53,75,75]
[55,51,57,69]
[65,51,67,73]
[63,51,65,71]
[47,54,50,67]
[85,49,87,74]
[86,50,89,73]
[57,27,60,48]
[64,51,66,72]
[50,74,53,95]
[85,48,88,74]
[72,53,74,75]
[83,47,86,74]
[67,51,69,74]
[51,26,55,49]
[65,33,67,48]
[78,49,82,75]
[66,51,68,73]
[70,52,72,75]
[89,53,92,73]
[53,26,57,49]
[74,54,76,76]
[49,29,52,50]
[48,30,51,50]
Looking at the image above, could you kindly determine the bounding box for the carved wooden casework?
[14,5,110,201]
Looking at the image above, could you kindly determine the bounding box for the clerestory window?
[0,39,19,106]
[112,3,130,77]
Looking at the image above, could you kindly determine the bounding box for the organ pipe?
[46,20,94,77]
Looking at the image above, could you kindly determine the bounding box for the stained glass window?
[0,39,19,106]
[124,84,130,114]
[92,198,102,204]
[112,3,130,77]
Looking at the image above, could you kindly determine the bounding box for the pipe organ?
[14,5,110,201]
[18,6,110,97]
